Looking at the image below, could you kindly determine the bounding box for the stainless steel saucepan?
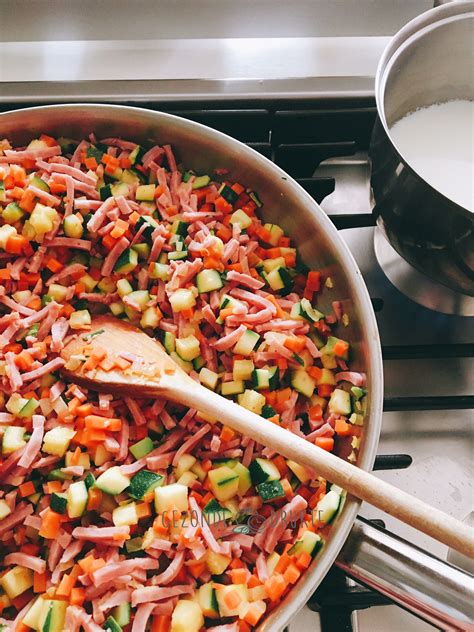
[371,1,474,298]
[0,105,472,631]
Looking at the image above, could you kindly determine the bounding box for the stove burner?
[374,228,474,317]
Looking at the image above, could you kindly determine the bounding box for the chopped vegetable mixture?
[0,133,367,632]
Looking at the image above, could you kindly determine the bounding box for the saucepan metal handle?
[337,517,474,631]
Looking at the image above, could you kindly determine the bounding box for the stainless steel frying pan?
[0,105,471,631]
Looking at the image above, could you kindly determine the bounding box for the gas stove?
[1,9,473,625]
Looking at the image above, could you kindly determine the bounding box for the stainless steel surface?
[0,104,384,632]
[374,228,474,316]
[338,517,474,631]
[371,1,474,296]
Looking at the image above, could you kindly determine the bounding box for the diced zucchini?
[168,249,188,261]
[291,369,316,398]
[198,582,220,619]
[229,209,251,229]
[290,298,324,322]
[116,278,133,298]
[262,256,286,273]
[114,248,138,274]
[136,184,156,201]
[316,489,342,524]
[130,437,154,459]
[140,306,160,329]
[232,462,252,496]
[192,175,211,189]
[67,481,88,518]
[233,359,254,381]
[42,426,75,457]
[95,466,130,495]
[128,145,144,165]
[169,288,196,313]
[257,479,285,502]
[199,367,219,391]
[215,584,248,618]
[48,283,68,302]
[2,426,26,454]
[251,368,270,391]
[41,598,67,632]
[288,530,322,557]
[218,183,239,204]
[221,380,245,396]
[149,262,170,281]
[328,388,352,416]
[174,454,196,480]
[112,603,131,628]
[315,368,336,386]
[126,290,150,312]
[69,309,91,330]
[18,398,39,418]
[100,184,112,200]
[63,214,84,239]
[135,215,159,241]
[162,331,176,354]
[170,220,188,237]
[207,466,239,502]
[287,459,312,484]
[176,335,200,361]
[237,389,265,414]
[127,471,163,501]
[263,223,284,246]
[203,498,232,521]
[266,266,293,292]
[50,492,67,514]
[351,386,367,401]
[111,181,130,198]
[22,596,46,629]
[249,458,280,486]
[2,202,25,224]
[205,550,232,575]
[171,600,204,632]
[113,502,138,527]
[131,242,150,260]
[233,329,260,356]
[154,483,188,514]
[103,615,122,632]
[0,566,33,599]
[170,352,193,373]
[196,269,223,294]
[30,175,50,192]
[321,336,350,360]
[121,169,142,185]
[0,499,12,520]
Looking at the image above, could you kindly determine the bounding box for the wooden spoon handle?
[165,377,474,558]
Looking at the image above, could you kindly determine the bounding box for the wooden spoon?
[61,315,474,557]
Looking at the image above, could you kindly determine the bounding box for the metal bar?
[330,213,376,229]
[382,344,474,360]
[373,454,413,470]
[383,396,474,411]
[337,517,474,631]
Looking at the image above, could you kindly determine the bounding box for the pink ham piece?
[101,236,130,277]
[47,237,92,251]
[189,496,226,554]
[90,557,159,586]
[254,494,308,554]
[124,397,147,426]
[20,357,65,383]
[3,553,46,574]
[172,424,210,466]
[46,264,85,287]
[18,415,45,469]
[86,196,116,233]
[37,301,62,340]
[27,185,61,207]
[335,371,366,387]
[46,162,96,186]
[50,317,70,352]
[72,525,130,544]
[131,584,193,607]
[5,351,23,391]
[64,605,84,632]
[212,324,246,351]
[0,503,33,535]
[152,550,185,585]
[131,603,155,632]
[226,270,265,289]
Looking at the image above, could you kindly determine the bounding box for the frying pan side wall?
[0,104,384,630]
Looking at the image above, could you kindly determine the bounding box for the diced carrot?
[296,551,312,569]
[284,335,307,353]
[74,281,86,295]
[15,351,35,371]
[19,189,37,212]
[56,572,76,597]
[247,574,262,589]
[317,384,334,398]
[188,562,206,579]
[46,480,63,494]
[15,622,29,632]
[151,615,171,632]
[306,270,321,292]
[128,210,140,225]
[274,552,291,575]
[102,233,118,251]
[230,568,248,584]
[136,502,152,519]
[220,426,235,442]
[110,218,129,239]
[280,477,294,501]
[70,587,86,606]
[49,182,67,194]
[33,572,47,593]
[84,157,98,170]
[26,296,41,311]
[224,589,242,610]
[11,165,27,186]
[315,437,334,451]
[265,247,281,258]
[256,226,272,243]
[86,487,102,511]
[244,603,266,626]
[38,509,62,539]
[120,156,132,169]
[309,403,323,420]
[335,419,352,436]
[78,555,106,575]
[333,340,349,357]
[214,196,233,214]
[271,455,288,478]
[0,268,11,280]
[39,134,57,147]
[3,342,22,354]
[46,257,64,273]
[75,403,93,417]
[264,574,288,602]
[19,481,36,497]
[283,562,301,584]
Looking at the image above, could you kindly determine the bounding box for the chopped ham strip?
[101,236,130,277]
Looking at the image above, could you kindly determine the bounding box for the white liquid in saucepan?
[389,100,474,212]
